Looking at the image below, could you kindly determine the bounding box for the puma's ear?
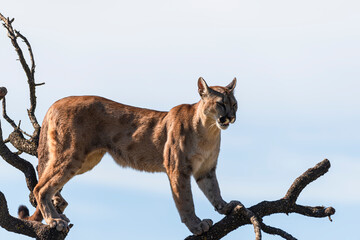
[198,77,210,97]
[226,77,237,92]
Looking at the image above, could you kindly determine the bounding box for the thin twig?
[2,98,32,137]
[0,12,41,137]
[15,30,35,80]
[2,97,17,129]
[291,204,335,219]
[260,222,297,240]
[15,30,41,131]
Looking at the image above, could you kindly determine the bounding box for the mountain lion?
[20,77,239,235]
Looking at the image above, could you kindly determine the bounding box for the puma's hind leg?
[24,184,70,225]
[32,156,81,231]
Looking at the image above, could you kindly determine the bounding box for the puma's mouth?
[217,122,229,130]
[216,119,230,130]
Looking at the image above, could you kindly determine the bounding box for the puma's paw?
[189,219,213,236]
[48,218,68,231]
[216,200,241,215]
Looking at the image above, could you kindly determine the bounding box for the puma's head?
[198,77,238,130]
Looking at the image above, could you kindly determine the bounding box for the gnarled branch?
[185,159,335,240]
[0,191,69,240]
[0,12,42,156]
[0,119,37,194]
[0,12,70,240]
[260,222,296,240]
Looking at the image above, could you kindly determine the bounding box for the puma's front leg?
[195,168,239,215]
[167,169,213,235]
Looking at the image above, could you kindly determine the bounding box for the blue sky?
[0,0,359,239]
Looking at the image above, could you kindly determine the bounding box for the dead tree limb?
[185,159,335,240]
[0,192,69,240]
[0,12,69,240]
[0,12,42,157]
[0,119,37,195]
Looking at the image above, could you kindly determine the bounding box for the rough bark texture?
[0,12,335,240]
[0,192,69,240]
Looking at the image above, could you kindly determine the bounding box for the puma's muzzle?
[216,116,236,130]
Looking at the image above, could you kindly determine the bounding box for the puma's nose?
[219,117,230,125]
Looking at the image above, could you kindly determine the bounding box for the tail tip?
[18,205,29,219]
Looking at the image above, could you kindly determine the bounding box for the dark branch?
[260,222,297,240]
[2,97,33,137]
[283,159,331,205]
[7,129,38,156]
[233,203,261,240]
[1,97,17,129]
[0,191,68,240]
[291,204,335,219]
[0,11,42,155]
[185,159,335,240]
[15,28,41,134]
[0,120,38,193]
[0,12,42,142]
[0,12,73,240]
[2,96,38,156]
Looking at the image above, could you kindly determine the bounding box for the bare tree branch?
[2,96,32,137]
[283,159,330,205]
[0,12,42,149]
[0,191,69,240]
[185,159,335,240]
[0,12,71,240]
[260,222,297,240]
[1,96,17,130]
[0,120,37,191]
[291,204,335,219]
[233,202,262,240]
[2,95,38,156]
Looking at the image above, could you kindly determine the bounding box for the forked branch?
[0,192,69,240]
[185,159,335,240]
[0,12,43,156]
[0,12,70,240]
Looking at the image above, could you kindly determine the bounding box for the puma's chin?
[216,121,229,130]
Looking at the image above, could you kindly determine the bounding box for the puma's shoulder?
[166,103,197,125]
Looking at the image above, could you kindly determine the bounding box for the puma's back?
[37,95,169,177]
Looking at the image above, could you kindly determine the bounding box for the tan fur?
[27,78,238,235]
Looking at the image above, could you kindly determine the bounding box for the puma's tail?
[18,205,43,222]
[18,205,29,219]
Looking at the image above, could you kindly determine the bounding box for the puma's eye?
[216,102,225,110]
[233,103,237,108]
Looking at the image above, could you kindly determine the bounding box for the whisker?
[209,122,218,130]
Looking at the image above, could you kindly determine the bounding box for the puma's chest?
[190,138,220,177]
